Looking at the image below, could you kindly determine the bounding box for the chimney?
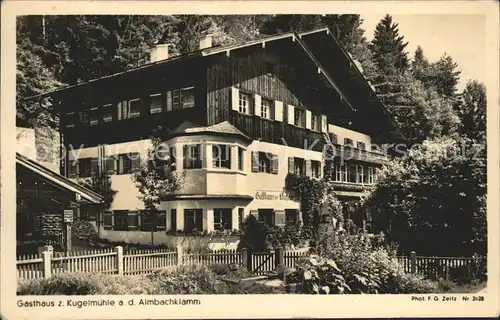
[199,35,213,50]
[150,44,169,63]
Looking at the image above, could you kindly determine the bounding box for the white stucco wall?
[328,124,371,147]
[16,127,37,160]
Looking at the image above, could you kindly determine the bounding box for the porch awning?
[16,152,103,204]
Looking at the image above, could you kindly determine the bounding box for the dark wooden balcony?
[328,181,375,193]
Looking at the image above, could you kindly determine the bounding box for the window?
[80,110,89,126]
[358,165,364,183]
[294,108,306,127]
[261,98,272,120]
[90,158,99,176]
[184,209,203,233]
[184,144,202,169]
[88,206,98,221]
[258,209,273,225]
[150,94,163,114]
[311,160,321,178]
[157,211,166,230]
[238,208,244,226]
[89,107,99,126]
[65,112,76,128]
[258,152,271,173]
[329,133,338,144]
[214,208,232,231]
[168,146,176,170]
[78,158,91,178]
[238,92,251,114]
[102,104,113,122]
[118,153,140,174]
[344,138,353,147]
[104,156,116,175]
[348,165,358,183]
[128,99,141,118]
[294,157,305,176]
[311,115,320,131]
[285,209,299,224]
[334,164,343,182]
[368,167,374,184]
[252,152,277,174]
[357,141,366,150]
[140,211,154,231]
[170,87,195,110]
[68,161,78,178]
[127,211,139,230]
[114,210,128,231]
[363,166,369,184]
[181,87,195,109]
[212,144,231,169]
[170,209,177,231]
[237,147,244,171]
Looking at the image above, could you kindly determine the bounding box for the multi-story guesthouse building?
[29,28,400,245]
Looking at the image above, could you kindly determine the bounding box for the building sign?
[63,209,74,223]
[254,190,299,202]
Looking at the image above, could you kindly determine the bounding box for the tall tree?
[132,134,185,245]
[369,14,409,75]
[321,14,367,52]
[260,14,324,34]
[411,46,432,86]
[456,80,486,141]
[428,53,461,98]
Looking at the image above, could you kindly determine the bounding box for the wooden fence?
[17,246,309,280]
[397,251,476,280]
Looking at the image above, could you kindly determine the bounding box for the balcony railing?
[328,181,375,193]
[326,144,388,165]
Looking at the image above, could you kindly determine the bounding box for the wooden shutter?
[166,91,172,112]
[103,211,113,229]
[305,160,312,177]
[287,105,295,125]
[274,100,283,122]
[288,157,295,174]
[105,156,116,175]
[271,154,279,174]
[321,114,328,132]
[254,94,262,117]
[117,102,122,120]
[231,87,240,111]
[305,110,312,129]
[251,151,259,172]
[127,211,139,230]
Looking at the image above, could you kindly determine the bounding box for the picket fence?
[17,246,308,280]
[397,251,476,280]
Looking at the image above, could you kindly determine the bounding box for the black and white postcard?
[1,1,499,319]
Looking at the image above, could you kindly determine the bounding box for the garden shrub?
[17,273,105,295]
[311,231,439,294]
[148,265,220,294]
[72,220,98,242]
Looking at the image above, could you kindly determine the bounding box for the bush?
[17,273,105,295]
[72,220,98,242]
[313,231,438,294]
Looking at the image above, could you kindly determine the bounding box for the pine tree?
[260,14,324,34]
[321,14,367,53]
[428,53,461,98]
[456,80,486,141]
[370,14,409,75]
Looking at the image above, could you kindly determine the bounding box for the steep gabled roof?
[16,152,103,204]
